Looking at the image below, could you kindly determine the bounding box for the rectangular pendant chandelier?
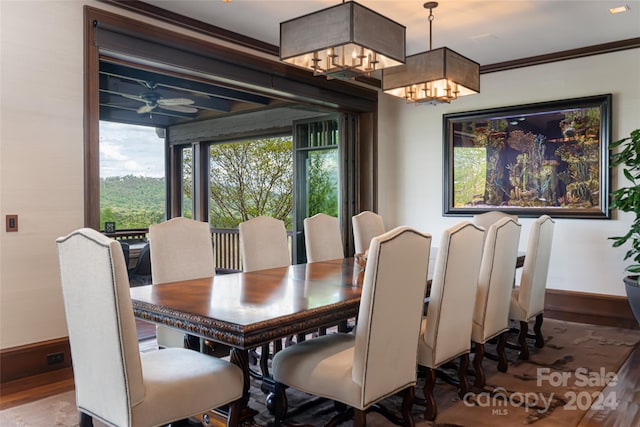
[383,47,480,104]
[280,1,406,80]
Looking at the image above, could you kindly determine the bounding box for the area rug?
[2,319,639,427]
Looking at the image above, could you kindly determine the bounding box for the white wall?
[0,0,213,349]
[378,49,640,297]
[1,1,86,349]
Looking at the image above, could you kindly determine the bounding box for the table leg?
[229,348,260,424]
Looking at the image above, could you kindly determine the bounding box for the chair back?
[149,217,215,284]
[304,213,344,263]
[352,211,385,255]
[423,222,484,367]
[239,215,290,272]
[472,217,522,343]
[473,211,518,231]
[56,229,144,426]
[518,215,555,317]
[353,226,431,407]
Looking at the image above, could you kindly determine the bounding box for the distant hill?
[101,175,165,209]
[100,175,166,229]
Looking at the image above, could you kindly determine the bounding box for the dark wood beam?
[100,105,176,127]
[100,60,271,105]
[100,75,233,112]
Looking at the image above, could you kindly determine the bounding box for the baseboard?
[0,337,72,384]
[544,288,639,329]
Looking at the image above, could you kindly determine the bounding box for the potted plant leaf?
[609,128,640,325]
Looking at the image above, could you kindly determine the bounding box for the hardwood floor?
[0,368,74,411]
[1,317,639,427]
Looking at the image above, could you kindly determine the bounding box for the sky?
[99,121,165,178]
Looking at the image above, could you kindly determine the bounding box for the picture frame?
[443,94,612,219]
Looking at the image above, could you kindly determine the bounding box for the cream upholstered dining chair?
[417,221,484,421]
[304,213,344,262]
[473,211,518,231]
[239,215,290,272]
[509,215,555,360]
[56,228,243,427]
[352,210,385,255]
[149,217,216,351]
[471,217,521,388]
[239,215,291,373]
[271,226,431,427]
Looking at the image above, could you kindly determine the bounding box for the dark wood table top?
[130,258,362,350]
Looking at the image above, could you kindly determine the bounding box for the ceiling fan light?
[280,1,405,79]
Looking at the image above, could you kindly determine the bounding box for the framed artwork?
[443,94,612,219]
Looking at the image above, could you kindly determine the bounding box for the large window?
[86,7,378,260]
[99,121,166,231]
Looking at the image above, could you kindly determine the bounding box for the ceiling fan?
[121,81,198,114]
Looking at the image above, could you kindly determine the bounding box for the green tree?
[307,150,339,217]
[186,137,293,228]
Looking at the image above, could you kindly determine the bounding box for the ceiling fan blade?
[159,104,198,113]
[121,93,144,102]
[137,104,156,114]
[157,97,194,106]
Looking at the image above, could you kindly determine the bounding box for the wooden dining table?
[130,257,362,424]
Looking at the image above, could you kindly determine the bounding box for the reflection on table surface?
[130,258,361,349]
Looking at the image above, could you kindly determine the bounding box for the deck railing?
[211,227,242,272]
[104,226,292,274]
[211,227,294,273]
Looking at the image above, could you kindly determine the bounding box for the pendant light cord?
[424,2,438,51]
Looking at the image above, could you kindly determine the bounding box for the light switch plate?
[6,215,18,232]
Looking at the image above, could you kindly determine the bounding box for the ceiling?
[100,0,639,128]
[144,0,639,65]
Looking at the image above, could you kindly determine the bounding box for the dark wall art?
[443,94,612,219]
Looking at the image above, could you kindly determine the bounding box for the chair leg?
[272,382,288,427]
[472,343,486,389]
[518,320,530,360]
[401,386,415,427]
[353,408,367,427]
[423,367,437,421]
[496,332,508,373]
[260,343,270,377]
[184,334,200,351]
[534,313,544,348]
[226,398,242,427]
[458,354,470,398]
[79,412,93,427]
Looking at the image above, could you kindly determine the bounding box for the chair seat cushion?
[272,333,365,409]
[132,348,243,426]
